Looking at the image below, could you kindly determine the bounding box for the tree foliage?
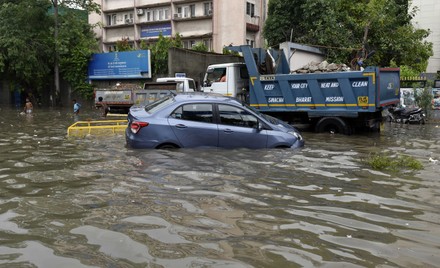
[50,0,100,14]
[191,42,208,52]
[414,87,433,117]
[0,0,100,102]
[0,0,53,91]
[115,37,134,52]
[263,0,432,72]
[140,33,182,76]
[57,9,99,99]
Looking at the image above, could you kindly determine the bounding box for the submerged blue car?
[126,93,304,149]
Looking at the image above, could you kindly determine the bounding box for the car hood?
[262,114,298,133]
[274,121,299,133]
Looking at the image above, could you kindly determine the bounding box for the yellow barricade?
[67,119,128,137]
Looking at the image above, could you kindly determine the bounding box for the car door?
[168,103,219,148]
[217,104,268,149]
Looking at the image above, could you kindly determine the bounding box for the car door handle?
[175,124,187,128]
[223,129,234,133]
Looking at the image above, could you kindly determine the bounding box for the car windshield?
[242,102,279,124]
[144,96,175,114]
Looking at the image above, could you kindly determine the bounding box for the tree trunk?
[53,0,60,107]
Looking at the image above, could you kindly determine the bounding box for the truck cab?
[201,63,249,100]
[156,77,197,92]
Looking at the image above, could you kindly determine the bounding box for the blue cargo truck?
[201,45,400,134]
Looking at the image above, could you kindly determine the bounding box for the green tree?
[57,9,100,99]
[141,33,182,76]
[115,37,134,52]
[0,0,100,104]
[414,87,433,117]
[0,0,53,93]
[263,0,432,73]
[192,42,208,52]
[51,0,100,103]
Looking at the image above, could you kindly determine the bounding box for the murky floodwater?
[1,106,440,268]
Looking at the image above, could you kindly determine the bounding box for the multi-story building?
[89,0,267,53]
[411,0,440,75]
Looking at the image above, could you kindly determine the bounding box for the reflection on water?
[1,107,440,267]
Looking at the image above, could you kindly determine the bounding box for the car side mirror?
[256,121,264,132]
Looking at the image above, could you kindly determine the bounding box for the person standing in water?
[73,99,81,114]
[98,97,109,117]
[23,98,33,114]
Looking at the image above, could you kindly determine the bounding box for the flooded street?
[1,106,440,267]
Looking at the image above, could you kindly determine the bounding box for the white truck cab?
[156,77,197,92]
[201,63,249,99]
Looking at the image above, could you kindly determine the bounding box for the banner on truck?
[88,50,151,80]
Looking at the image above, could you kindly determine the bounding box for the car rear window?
[145,96,175,114]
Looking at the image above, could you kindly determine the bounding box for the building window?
[124,13,134,24]
[146,8,169,22]
[191,4,196,17]
[246,39,255,48]
[203,39,212,50]
[178,5,195,18]
[246,2,255,17]
[204,2,213,16]
[183,40,197,49]
[107,14,117,26]
[183,6,190,18]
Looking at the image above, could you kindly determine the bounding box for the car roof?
[207,63,246,69]
[156,77,195,82]
[173,92,238,103]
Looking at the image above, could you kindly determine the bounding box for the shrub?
[365,153,423,172]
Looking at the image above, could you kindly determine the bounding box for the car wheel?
[157,143,179,150]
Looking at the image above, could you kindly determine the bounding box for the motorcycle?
[387,106,426,124]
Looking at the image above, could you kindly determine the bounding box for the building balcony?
[246,23,259,32]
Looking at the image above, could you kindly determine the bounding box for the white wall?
[411,0,440,73]
[279,42,325,72]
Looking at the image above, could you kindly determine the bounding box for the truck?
[201,45,400,134]
[94,77,196,113]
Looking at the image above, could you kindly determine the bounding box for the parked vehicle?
[201,46,401,134]
[94,77,196,113]
[125,93,304,149]
[387,106,426,124]
[156,77,198,92]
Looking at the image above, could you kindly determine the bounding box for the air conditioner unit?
[174,13,182,18]
[208,9,212,15]
[137,9,144,15]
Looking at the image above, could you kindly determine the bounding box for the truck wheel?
[315,117,351,135]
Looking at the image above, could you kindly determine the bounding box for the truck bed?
[250,67,400,117]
